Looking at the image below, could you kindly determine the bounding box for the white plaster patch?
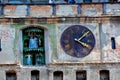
[0,26,16,64]
[116,36,120,45]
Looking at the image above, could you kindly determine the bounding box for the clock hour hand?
[78,31,89,41]
[74,38,91,49]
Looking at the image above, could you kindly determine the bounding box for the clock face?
[60,25,95,58]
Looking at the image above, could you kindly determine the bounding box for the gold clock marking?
[65,44,70,49]
[86,33,91,37]
[82,48,88,55]
[69,28,74,34]
[87,39,92,43]
[64,40,69,43]
[67,49,74,55]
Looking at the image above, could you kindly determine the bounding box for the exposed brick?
[30,5,52,17]
[4,5,27,18]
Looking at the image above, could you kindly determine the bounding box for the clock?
[60,25,95,58]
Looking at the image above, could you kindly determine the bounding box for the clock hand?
[78,31,89,41]
[74,38,91,49]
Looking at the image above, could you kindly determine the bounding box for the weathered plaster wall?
[101,22,120,62]
[0,25,16,64]
[0,3,120,80]
[1,20,120,65]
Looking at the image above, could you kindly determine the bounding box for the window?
[31,0,49,4]
[31,70,39,80]
[109,0,117,2]
[54,71,63,80]
[100,70,110,80]
[84,0,92,3]
[8,0,25,3]
[76,70,86,80]
[111,37,116,49]
[6,71,17,80]
[23,27,45,66]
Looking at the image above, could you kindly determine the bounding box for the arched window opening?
[31,70,39,80]
[54,71,63,80]
[100,70,110,80]
[6,70,17,80]
[22,27,45,66]
[76,70,86,80]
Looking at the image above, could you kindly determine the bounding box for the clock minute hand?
[74,38,91,49]
[78,31,89,41]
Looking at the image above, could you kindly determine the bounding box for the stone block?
[4,5,27,18]
[81,4,103,16]
[56,5,78,17]
[106,4,120,16]
[30,5,52,17]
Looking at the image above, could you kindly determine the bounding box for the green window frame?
[22,27,45,66]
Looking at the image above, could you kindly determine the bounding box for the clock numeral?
[82,29,86,34]
[87,39,92,43]
[84,44,92,49]
[81,48,89,55]
[69,28,74,34]
[65,44,70,49]
[67,49,74,55]
[64,40,69,44]
[86,33,92,37]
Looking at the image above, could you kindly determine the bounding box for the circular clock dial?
[60,25,95,58]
